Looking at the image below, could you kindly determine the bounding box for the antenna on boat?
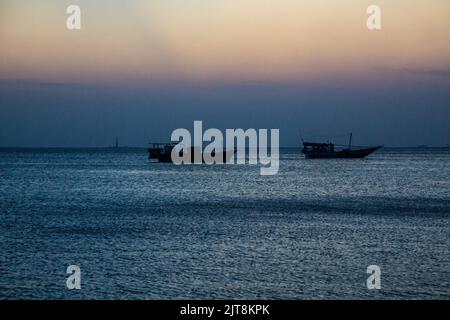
[348,132,352,151]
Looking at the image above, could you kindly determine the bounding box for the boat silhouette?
[148,142,235,163]
[301,133,382,159]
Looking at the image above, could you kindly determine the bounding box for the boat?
[301,133,382,159]
[148,143,176,162]
[148,142,235,163]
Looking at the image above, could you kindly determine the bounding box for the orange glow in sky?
[1,0,449,86]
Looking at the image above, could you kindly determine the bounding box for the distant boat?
[148,143,176,162]
[301,133,382,159]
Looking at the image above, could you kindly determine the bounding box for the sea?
[0,147,449,299]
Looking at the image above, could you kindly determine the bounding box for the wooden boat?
[302,133,382,159]
[148,143,176,162]
[148,143,234,163]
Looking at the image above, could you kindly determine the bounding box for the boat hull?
[303,146,382,159]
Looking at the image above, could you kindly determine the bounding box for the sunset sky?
[1,0,449,147]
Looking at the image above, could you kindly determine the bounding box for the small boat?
[148,142,234,163]
[148,143,176,163]
[301,133,382,159]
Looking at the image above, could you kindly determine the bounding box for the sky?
[0,0,449,147]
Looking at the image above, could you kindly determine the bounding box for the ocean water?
[0,147,449,299]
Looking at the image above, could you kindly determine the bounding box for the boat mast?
[298,129,305,145]
[348,132,352,151]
